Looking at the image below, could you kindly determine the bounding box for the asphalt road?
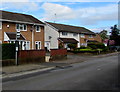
[2,54,119,90]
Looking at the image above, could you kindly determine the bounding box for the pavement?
[1,52,119,79]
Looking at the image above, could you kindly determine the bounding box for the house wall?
[80,34,102,46]
[80,34,95,46]
[1,21,44,49]
[59,32,80,48]
[94,34,102,43]
[45,24,59,50]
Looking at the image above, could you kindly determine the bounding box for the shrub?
[80,46,86,49]
[88,42,105,49]
[2,43,15,60]
[59,43,64,49]
[68,44,77,50]
[102,46,109,52]
[80,49,95,52]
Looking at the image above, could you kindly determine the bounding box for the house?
[0,10,45,50]
[45,22,101,50]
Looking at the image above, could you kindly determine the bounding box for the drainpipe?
[32,24,35,50]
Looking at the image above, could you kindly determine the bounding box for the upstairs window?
[73,33,77,36]
[36,26,41,32]
[89,35,93,38]
[80,34,85,38]
[16,24,27,31]
[62,32,68,36]
[0,22,2,29]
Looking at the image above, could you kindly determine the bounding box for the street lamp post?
[15,29,20,65]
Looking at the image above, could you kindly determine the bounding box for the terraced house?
[45,22,102,50]
[0,10,45,50]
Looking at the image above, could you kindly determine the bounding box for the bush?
[2,43,15,60]
[80,49,95,52]
[79,46,86,49]
[68,44,77,50]
[59,43,64,49]
[102,46,109,52]
[88,42,105,49]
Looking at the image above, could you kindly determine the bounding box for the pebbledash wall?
[50,49,67,61]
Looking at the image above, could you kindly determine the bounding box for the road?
[2,53,119,90]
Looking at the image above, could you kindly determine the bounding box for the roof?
[59,38,78,43]
[46,22,95,35]
[0,10,44,24]
[6,32,26,40]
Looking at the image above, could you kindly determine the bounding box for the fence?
[50,49,67,61]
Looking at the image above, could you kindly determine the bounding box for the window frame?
[16,24,27,31]
[89,35,93,38]
[73,33,78,37]
[35,41,41,50]
[62,32,68,36]
[36,26,41,32]
[25,41,30,50]
[80,34,85,38]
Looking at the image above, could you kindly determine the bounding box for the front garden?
[68,42,111,54]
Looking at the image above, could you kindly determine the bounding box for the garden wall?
[50,49,67,61]
[18,50,46,64]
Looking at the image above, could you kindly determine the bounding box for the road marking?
[97,68,101,70]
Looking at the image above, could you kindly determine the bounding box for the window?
[16,24,27,31]
[36,26,40,32]
[25,41,30,50]
[80,34,85,38]
[81,43,87,46]
[89,35,93,38]
[73,33,77,36]
[35,41,41,50]
[62,32,68,36]
[19,41,30,50]
[9,41,15,44]
[0,22,2,29]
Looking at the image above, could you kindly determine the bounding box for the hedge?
[88,42,106,49]
[2,43,16,60]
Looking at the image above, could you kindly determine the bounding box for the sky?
[0,0,119,34]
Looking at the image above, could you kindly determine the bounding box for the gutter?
[0,19,45,26]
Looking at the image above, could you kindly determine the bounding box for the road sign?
[16,29,20,39]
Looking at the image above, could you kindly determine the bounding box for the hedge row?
[2,43,16,60]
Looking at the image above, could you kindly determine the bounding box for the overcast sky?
[0,0,119,34]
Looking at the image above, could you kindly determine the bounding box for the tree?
[99,30,108,41]
[110,25,120,46]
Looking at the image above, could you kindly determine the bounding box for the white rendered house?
[44,22,96,50]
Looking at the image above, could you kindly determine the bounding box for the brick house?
[0,10,45,50]
[45,22,102,50]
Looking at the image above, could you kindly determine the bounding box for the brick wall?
[1,22,44,49]
[50,49,67,61]
[18,50,45,64]
[94,34,102,43]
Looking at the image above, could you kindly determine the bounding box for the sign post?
[15,29,20,65]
